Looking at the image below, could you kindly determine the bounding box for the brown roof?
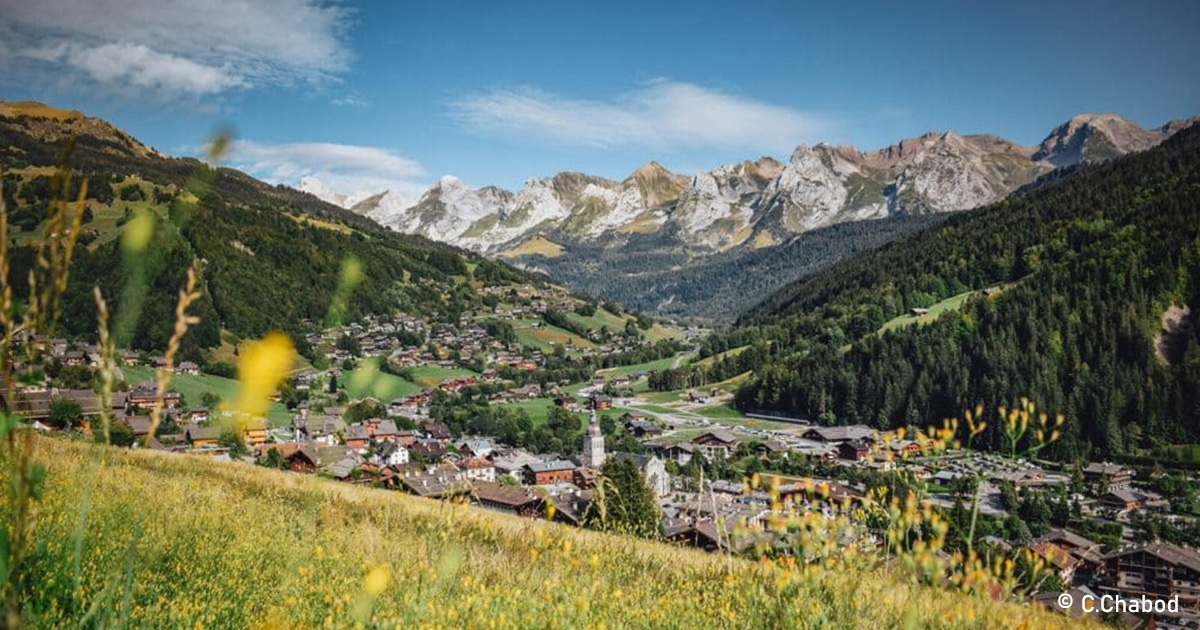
[1105,541,1200,574]
[473,481,540,507]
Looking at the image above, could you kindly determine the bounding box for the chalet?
[590,393,612,411]
[910,308,929,317]
[838,439,872,462]
[176,361,201,375]
[481,368,499,381]
[888,439,923,458]
[397,467,469,499]
[373,420,411,444]
[186,426,222,449]
[286,448,317,474]
[686,390,709,404]
[1029,542,1080,585]
[123,416,152,440]
[656,442,695,465]
[4,388,104,426]
[461,457,497,482]
[126,387,182,409]
[472,481,543,518]
[374,442,410,468]
[241,417,269,446]
[410,440,447,461]
[525,460,577,486]
[548,490,593,527]
[801,425,874,444]
[188,408,209,424]
[119,350,141,366]
[513,360,538,371]
[458,438,496,459]
[1101,542,1200,607]
[1037,529,1105,577]
[510,384,542,400]
[1083,462,1134,491]
[62,350,87,367]
[754,440,790,458]
[625,419,663,438]
[420,422,452,442]
[345,424,370,451]
[691,431,738,460]
[1101,488,1145,511]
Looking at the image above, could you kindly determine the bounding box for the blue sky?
[1,0,1198,202]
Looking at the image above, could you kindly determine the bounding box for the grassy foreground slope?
[14,438,1094,629]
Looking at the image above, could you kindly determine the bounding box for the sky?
[1,0,1198,204]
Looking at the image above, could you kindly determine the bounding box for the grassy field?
[344,368,423,401]
[406,365,481,388]
[596,352,693,378]
[691,345,749,370]
[511,319,595,352]
[8,437,1098,629]
[497,397,589,425]
[878,290,976,335]
[122,366,292,426]
[565,307,629,333]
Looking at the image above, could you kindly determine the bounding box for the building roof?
[1104,541,1200,575]
[526,460,577,474]
[462,457,495,470]
[374,420,401,436]
[473,481,540,507]
[802,425,874,443]
[692,431,737,446]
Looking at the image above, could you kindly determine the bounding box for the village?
[10,292,1200,630]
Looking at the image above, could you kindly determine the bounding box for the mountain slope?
[0,102,532,360]
[659,124,1200,459]
[16,437,1097,629]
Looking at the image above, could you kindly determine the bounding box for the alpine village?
[2,4,1200,629]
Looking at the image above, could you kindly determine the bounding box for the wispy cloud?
[332,94,371,108]
[227,140,430,202]
[0,0,352,99]
[450,80,833,154]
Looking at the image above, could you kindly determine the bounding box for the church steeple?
[582,408,606,468]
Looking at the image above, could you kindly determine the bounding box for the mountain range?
[305,113,1197,258]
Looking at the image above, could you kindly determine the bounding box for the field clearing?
[495,236,564,258]
[10,437,1099,629]
[496,397,590,424]
[596,352,693,378]
[122,366,292,426]
[407,365,481,387]
[512,319,595,352]
[344,367,422,401]
[565,307,629,332]
[691,345,749,369]
[878,291,976,334]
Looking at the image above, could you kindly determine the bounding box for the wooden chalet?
[472,481,543,518]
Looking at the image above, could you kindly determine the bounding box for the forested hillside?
[656,124,1200,460]
[520,213,946,320]
[0,107,531,361]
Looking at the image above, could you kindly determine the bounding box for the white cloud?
[227,140,430,201]
[0,0,352,98]
[332,94,370,108]
[450,80,832,153]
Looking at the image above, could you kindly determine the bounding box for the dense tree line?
[524,214,944,321]
[665,126,1200,460]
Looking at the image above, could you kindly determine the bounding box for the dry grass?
[7,437,1102,629]
[496,236,564,259]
